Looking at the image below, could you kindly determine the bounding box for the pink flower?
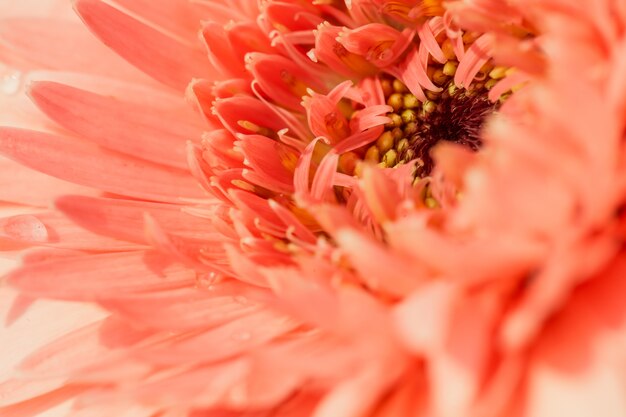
[1,0,626,416]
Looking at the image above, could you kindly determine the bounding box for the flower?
[1,0,626,416]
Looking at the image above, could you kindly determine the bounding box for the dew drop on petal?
[195,271,222,290]
[1,70,23,96]
[0,215,49,242]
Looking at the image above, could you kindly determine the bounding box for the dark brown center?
[363,72,506,177]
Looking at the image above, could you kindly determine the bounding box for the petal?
[0,18,149,82]
[0,128,206,203]
[0,157,98,207]
[141,309,298,364]
[102,281,270,331]
[526,256,626,417]
[55,195,216,244]
[0,211,141,250]
[393,282,457,354]
[335,229,422,296]
[112,0,206,41]
[238,135,297,194]
[7,251,197,300]
[28,81,204,169]
[74,0,215,90]
[17,316,152,381]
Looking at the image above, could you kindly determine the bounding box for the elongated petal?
[142,309,298,364]
[29,81,203,169]
[74,0,214,90]
[0,212,139,250]
[7,251,196,300]
[102,282,270,331]
[112,0,206,41]
[56,195,216,244]
[0,18,149,81]
[0,128,205,203]
[0,157,98,207]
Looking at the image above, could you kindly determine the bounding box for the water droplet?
[231,331,252,341]
[195,271,222,289]
[1,215,48,242]
[1,70,23,96]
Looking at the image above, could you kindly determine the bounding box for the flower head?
[1,0,626,416]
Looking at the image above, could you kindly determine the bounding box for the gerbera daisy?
[1,0,626,416]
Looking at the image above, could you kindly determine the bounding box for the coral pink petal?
[335,229,421,296]
[112,0,205,41]
[103,283,269,331]
[0,212,139,250]
[455,34,493,88]
[186,79,219,126]
[361,165,402,223]
[191,0,259,24]
[213,96,288,137]
[526,257,626,417]
[7,251,197,300]
[74,0,215,90]
[246,53,319,111]
[18,317,153,381]
[313,368,391,417]
[4,294,37,327]
[418,17,446,64]
[201,22,246,77]
[55,195,217,244]
[238,135,297,193]
[142,309,298,364]
[28,81,203,169]
[1,158,95,205]
[311,152,339,202]
[268,200,317,244]
[398,50,435,100]
[0,18,150,82]
[94,360,251,409]
[264,1,323,32]
[429,295,496,417]
[0,384,79,413]
[0,128,206,203]
[488,71,529,101]
[393,282,456,354]
[333,127,383,154]
[228,190,284,229]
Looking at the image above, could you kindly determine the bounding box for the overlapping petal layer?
[1,0,626,416]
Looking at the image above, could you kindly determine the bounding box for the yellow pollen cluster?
[358,65,513,175]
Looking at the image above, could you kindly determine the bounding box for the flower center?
[364,70,504,176]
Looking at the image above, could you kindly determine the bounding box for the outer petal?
[0,18,150,82]
[7,251,197,300]
[29,81,203,169]
[55,195,217,244]
[0,128,206,203]
[74,0,215,90]
[0,157,98,207]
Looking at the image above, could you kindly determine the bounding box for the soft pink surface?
[1,0,626,416]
